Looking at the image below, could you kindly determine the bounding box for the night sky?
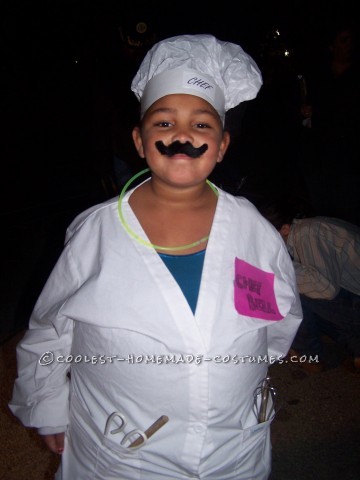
[2,0,359,214]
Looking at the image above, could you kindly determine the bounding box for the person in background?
[258,195,360,372]
[9,34,302,479]
[297,18,360,225]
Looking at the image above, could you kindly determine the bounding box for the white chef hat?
[131,33,263,122]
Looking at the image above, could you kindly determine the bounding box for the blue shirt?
[159,250,206,313]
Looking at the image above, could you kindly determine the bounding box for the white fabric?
[139,68,226,120]
[131,34,263,120]
[9,186,302,480]
[287,216,360,299]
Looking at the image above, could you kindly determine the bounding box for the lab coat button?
[194,424,204,433]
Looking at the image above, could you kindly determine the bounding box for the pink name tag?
[234,258,283,321]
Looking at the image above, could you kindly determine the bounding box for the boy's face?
[132,94,230,189]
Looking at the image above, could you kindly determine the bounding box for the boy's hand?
[41,432,65,454]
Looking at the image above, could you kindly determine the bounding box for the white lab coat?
[10,185,302,479]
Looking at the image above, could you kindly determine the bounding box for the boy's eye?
[153,121,212,129]
[155,121,172,127]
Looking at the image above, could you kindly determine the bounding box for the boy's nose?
[169,126,194,145]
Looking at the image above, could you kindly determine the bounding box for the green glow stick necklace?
[117,168,218,251]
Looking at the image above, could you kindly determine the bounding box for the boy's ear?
[217,131,230,164]
[132,126,145,158]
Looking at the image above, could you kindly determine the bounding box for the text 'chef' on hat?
[131,34,263,122]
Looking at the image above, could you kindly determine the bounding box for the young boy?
[9,34,302,479]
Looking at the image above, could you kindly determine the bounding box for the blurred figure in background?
[232,25,311,206]
[297,18,360,225]
[259,195,360,372]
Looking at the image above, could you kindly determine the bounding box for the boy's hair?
[258,195,314,231]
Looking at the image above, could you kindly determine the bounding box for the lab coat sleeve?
[267,243,303,359]
[267,303,302,360]
[9,242,77,430]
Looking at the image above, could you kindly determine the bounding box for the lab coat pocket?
[67,414,142,479]
[69,395,142,479]
[94,435,142,480]
[235,418,272,478]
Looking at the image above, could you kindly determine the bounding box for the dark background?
[1,0,359,339]
[2,0,358,211]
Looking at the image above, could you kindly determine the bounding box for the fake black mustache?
[155,140,208,158]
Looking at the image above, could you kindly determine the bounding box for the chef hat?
[131,33,263,122]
